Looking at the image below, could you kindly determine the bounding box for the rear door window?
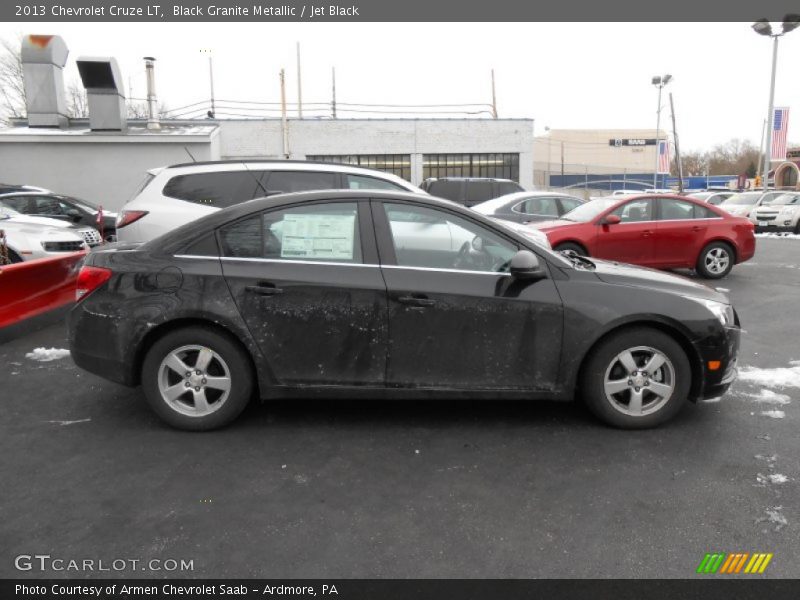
[658,199,696,221]
[219,202,362,263]
[163,171,266,208]
[517,196,559,216]
[0,196,32,213]
[265,171,339,194]
[346,174,406,191]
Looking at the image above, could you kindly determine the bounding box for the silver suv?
[750,192,800,233]
[117,160,422,243]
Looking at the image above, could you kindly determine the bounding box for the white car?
[0,211,87,263]
[117,161,424,243]
[717,190,785,219]
[0,202,103,248]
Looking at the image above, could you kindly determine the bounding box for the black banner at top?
[2,0,800,22]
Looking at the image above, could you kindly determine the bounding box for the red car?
[530,194,756,279]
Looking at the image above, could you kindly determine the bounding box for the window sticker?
[280,213,356,260]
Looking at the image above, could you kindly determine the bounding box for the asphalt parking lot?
[1,237,798,579]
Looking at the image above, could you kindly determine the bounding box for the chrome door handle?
[397,294,435,307]
[245,284,284,296]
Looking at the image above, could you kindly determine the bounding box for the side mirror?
[509,250,545,280]
[601,214,622,225]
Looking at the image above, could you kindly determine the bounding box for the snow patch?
[25,347,71,362]
[747,389,792,405]
[756,506,788,531]
[761,410,786,419]
[47,418,91,426]
[738,363,800,388]
[755,232,800,239]
[769,474,789,484]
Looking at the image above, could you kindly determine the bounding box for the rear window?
[427,181,463,201]
[346,174,406,191]
[163,171,266,208]
[465,181,495,204]
[265,171,338,194]
[497,181,523,195]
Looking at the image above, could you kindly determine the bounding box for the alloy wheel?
[704,247,730,276]
[603,346,676,416]
[157,345,232,417]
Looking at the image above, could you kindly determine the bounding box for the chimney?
[143,57,160,130]
[21,34,69,128]
[76,57,127,131]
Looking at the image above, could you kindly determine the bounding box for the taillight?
[116,210,149,228]
[76,265,112,302]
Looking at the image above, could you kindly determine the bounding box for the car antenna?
[241,161,270,196]
[183,146,197,162]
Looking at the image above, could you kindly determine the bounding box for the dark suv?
[420,178,524,207]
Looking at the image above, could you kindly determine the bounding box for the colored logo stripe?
[697,553,773,574]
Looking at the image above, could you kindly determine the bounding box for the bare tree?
[0,36,25,123]
[127,99,170,120]
[66,79,88,118]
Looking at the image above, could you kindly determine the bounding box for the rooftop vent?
[76,57,127,131]
[21,34,69,128]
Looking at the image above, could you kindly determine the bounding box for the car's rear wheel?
[141,326,254,431]
[696,242,734,279]
[554,242,588,256]
[580,328,691,429]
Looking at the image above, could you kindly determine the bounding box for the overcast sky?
[2,21,798,152]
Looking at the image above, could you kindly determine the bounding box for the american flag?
[657,139,671,174]
[771,107,789,160]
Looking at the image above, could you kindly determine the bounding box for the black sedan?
[68,190,740,431]
[472,191,585,224]
[0,191,117,241]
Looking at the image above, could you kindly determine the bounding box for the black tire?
[554,242,588,256]
[141,326,254,431]
[580,327,691,429]
[696,241,734,279]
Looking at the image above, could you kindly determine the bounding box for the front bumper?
[692,323,741,401]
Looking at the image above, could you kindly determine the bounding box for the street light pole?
[752,15,800,189]
[651,74,672,189]
[762,34,779,190]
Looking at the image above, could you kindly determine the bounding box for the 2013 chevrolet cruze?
[68,190,740,431]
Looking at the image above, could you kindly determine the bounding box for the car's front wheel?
[580,327,691,429]
[141,326,254,431]
[554,242,588,256]
[696,242,734,279]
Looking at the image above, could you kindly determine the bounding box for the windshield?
[770,193,800,206]
[562,198,618,222]
[0,201,21,218]
[60,195,100,212]
[721,192,760,206]
[472,195,520,214]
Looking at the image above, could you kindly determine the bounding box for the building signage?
[609,138,658,147]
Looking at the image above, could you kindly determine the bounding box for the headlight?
[683,296,735,326]
[781,206,797,215]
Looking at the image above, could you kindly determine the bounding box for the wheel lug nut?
[201,378,207,384]
[185,372,191,378]
[195,370,201,375]
[185,382,190,387]
[634,387,640,392]
[195,386,200,391]
[627,380,633,385]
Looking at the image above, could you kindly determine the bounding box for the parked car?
[69,190,740,431]
[0,202,103,248]
[0,192,117,241]
[749,191,800,233]
[686,191,734,206]
[419,177,524,207]
[529,194,756,279]
[717,190,785,218]
[0,209,87,263]
[472,191,585,224]
[117,160,423,243]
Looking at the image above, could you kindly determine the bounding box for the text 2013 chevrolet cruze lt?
[69,190,740,431]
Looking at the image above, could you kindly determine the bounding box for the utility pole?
[296,42,303,119]
[669,92,684,192]
[762,35,779,189]
[331,67,337,119]
[490,69,498,119]
[759,118,767,186]
[280,69,289,158]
